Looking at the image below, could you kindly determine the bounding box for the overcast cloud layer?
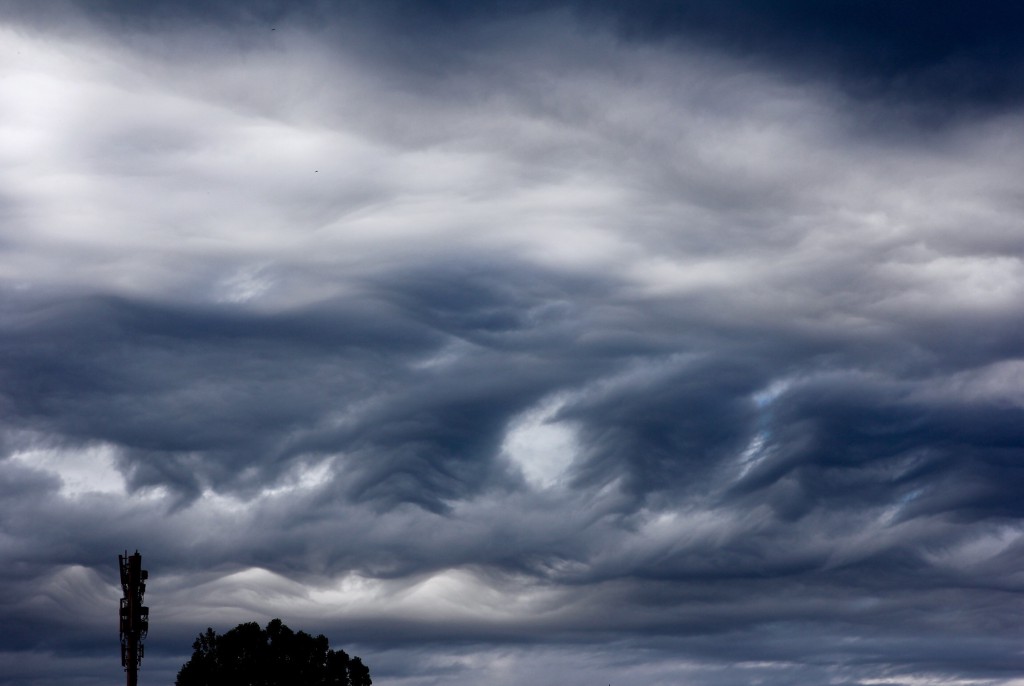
[2,2,1024,685]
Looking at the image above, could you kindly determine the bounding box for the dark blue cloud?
[16,0,1023,108]
[3,2,1024,685]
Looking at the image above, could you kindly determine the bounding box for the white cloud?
[501,394,579,489]
[4,8,1024,686]
[5,17,1024,334]
[9,443,125,497]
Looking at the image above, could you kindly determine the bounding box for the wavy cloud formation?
[2,2,1024,685]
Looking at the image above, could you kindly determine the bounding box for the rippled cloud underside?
[3,2,1024,685]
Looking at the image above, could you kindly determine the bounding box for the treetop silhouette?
[176,618,371,686]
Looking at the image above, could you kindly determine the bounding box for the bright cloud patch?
[3,3,1024,686]
[501,395,579,489]
[9,443,125,497]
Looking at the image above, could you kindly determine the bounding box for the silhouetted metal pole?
[119,551,149,686]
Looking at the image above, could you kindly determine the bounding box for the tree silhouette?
[175,618,371,686]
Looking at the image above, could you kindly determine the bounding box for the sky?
[2,1,1024,684]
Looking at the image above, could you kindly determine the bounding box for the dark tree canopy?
[176,618,371,686]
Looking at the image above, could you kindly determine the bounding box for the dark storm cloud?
[0,264,642,512]
[3,2,1024,685]
[14,0,1024,110]
[0,291,435,495]
[601,1,1024,104]
[5,256,1023,682]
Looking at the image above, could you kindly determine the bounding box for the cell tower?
[118,551,149,686]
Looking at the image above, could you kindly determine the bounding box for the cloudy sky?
[3,1,1024,684]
